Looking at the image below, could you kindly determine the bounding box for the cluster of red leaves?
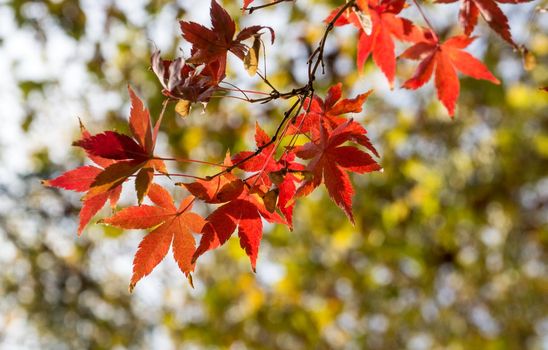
[45,82,380,289]
[152,0,273,112]
[44,0,382,287]
[327,0,426,86]
[182,83,380,274]
[43,86,167,234]
[326,0,502,116]
[43,0,531,290]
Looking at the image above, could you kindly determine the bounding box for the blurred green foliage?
[0,0,546,349]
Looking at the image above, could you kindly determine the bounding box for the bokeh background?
[0,0,547,349]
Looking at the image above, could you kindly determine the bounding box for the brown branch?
[308,0,355,80]
[243,0,295,14]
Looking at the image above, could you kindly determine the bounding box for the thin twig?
[257,72,279,94]
[250,94,307,187]
[309,0,355,79]
[219,83,271,96]
[205,97,302,180]
[128,173,208,180]
[152,99,170,144]
[243,0,295,14]
[411,0,437,39]
[153,156,229,168]
[158,0,355,185]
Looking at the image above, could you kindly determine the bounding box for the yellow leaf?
[521,46,536,71]
[244,34,261,76]
[175,100,191,118]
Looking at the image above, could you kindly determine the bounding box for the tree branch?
[243,0,296,14]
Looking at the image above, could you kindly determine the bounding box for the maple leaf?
[294,119,382,223]
[151,51,225,104]
[182,176,245,204]
[193,187,285,271]
[401,35,500,116]
[326,0,425,85]
[266,155,304,229]
[43,127,122,235]
[231,123,306,227]
[288,83,379,157]
[100,184,206,291]
[153,1,273,110]
[180,0,274,65]
[43,165,103,193]
[73,86,167,203]
[78,120,117,169]
[232,123,278,191]
[43,165,118,235]
[436,0,532,46]
[180,152,245,204]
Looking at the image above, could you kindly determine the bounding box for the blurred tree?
[0,0,546,349]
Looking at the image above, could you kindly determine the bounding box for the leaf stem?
[218,85,271,96]
[153,157,229,168]
[205,97,302,181]
[204,0,357,182]
[411,0,437,40]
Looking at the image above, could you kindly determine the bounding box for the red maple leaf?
[232,123,305,227]
[232,123,279,192]
[43,125,122,235]
[44,87,168,234]
[180,0,273,65]
[151,51,225,103]
[436,0,532,46]
[288,83,379,157]
[294,119,382,223]
[326,0,425,86]
[73,86,167,203]
[192,188,285,271]
[100,184,206,291]
[180,152,245,204]
[401,35,500,116]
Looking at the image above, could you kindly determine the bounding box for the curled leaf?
[355,7,373,35]
[244,34,261,76]
[521,47,536,71]
[175,100,192,118]
[263,189,279,213]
